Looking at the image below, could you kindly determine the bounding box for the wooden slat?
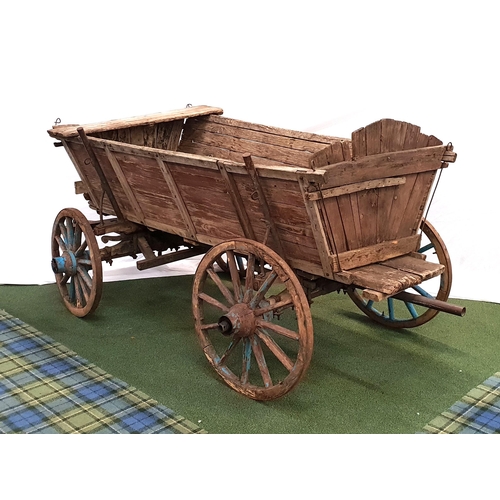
[157,159,197,240]
[48,105,223,138]
[105,146,145,223]
[216,162,256,240]
[307,177,406,201]
[308,142,345,170]
[181,125,314,167]
[298,176,335,278]
[338,263,424,295]
[205,114,345,144]
[379,255,444,280]
[86,137,315,181]
[244,155,286,258]
[319,145,449,188]
[333,234,421,271]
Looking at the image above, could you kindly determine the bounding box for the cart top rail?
[48,105,223,139]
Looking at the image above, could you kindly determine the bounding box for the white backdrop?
[1,0,498,303]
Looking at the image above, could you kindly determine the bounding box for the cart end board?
[299,118,457,294]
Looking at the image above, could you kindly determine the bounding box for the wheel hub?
[218,303,256,337]
[51,251,78,276]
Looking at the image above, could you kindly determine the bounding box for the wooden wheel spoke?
[59,222,69,247]
[77,258,93,266]
[226,250,242,301]
[75,240,88,258]
[198,292,229,313]
[256,319,300,341]
[241,338,252,384]
[207,268,235,306]
[218,336,241,365]
[67,277,76,302]
[251,335,272,387]
[73,276,84,307]
[77,266,93,290]
[65,217,75,248]
[61,274,70,286]
[200,323,220,331]
[412,285,434,299]
[256,329,294,372]
[249,271,278,309]
[74,224,82,251]
[254,293,294,317]
[56,235,67,252]
[243,254,256,304]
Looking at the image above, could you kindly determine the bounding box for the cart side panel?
[93,120,184,151]
[64,140,134,218]
[232,174,324,271]
[178,115,344,168]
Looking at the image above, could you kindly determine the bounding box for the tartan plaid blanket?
[423,372,500,434]
[0,310,206,434]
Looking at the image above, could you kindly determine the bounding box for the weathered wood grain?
[48,105,223,138]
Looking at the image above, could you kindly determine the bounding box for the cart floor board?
[342,254,445,298]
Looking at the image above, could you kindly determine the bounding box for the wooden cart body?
[48,105,456,301]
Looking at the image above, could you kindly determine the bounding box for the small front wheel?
[51,208,103,317]
[192,239,313,400]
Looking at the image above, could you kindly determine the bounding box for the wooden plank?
[183,116,336,154]
[206,114,345,145]
[307,177,406,201]
[48,105,224,138]
[334,234,421,271]
[216,162,256,240]
[87,136,315,181]
[308,142,345,170]
[105,146,146,224]
[244,155,286,258]
[155,120,184,151]
[320,145,449,188]
[376,120,408,241]
[398,170,437,237]
[157,158,197,240]
[298,176,335,278]
[359,120,382,246]
[181,125,314,167]
[62,141,101,209]
[379,255,444,280]
[337,262,425,295]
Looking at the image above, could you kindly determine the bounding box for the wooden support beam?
[298,176,336,278]
[77,127,124,219]
[216,160,256,241]
[156,158,197,240]
[243,155,285,258]
[136,246,207,271]
[105,146,146,223]
[306,176,407,201]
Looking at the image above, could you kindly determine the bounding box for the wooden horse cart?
[48,105,465,400]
